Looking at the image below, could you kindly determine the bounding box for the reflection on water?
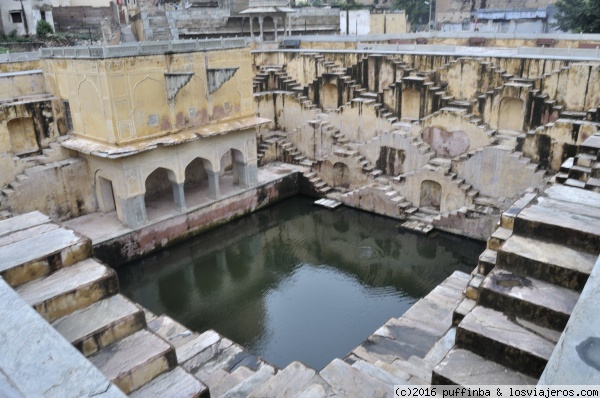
[117,196,484,370]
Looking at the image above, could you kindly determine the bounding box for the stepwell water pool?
[117,196,484,370]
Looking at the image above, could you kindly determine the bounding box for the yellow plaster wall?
[44,47,255,146]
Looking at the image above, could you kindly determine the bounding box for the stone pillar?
[249,17,254,39]
[274,18,278,41]
[206,169,220,199]
[171,182,186,211]
[258,16,264,41]
[235,160,258,189]
[119,194,147,229]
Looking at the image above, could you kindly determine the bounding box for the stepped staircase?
[1,136,76,216]
[433,184,600,385]
[0,212,290,396]
[557,132,600,192]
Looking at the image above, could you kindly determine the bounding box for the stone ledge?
[0,277,125,397]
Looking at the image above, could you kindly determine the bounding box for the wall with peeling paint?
[42,47,255,146]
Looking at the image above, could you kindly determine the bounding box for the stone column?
[206,169,220,199]
[249,17,254,39]
[235,160,258,189]
[171,182,186,211]
[119,194,147,229]
[274,17,278,41]
[258,16,264,41]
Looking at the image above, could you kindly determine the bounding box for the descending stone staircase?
[557,133,600,192]
[339,183,416,220]
[0,212,208,396]
[1,136,79,218]
[433,184,600,385]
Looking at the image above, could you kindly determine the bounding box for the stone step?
[384,356,432,384]
[479,268,579,331]
[211,366,255,397]
[456,306,556,378]
[486,226,512,251]
[52,293,146,356]
[432,348,537,385]
[176,330,222,365]
[89,329,177,394]
[477,249,497,275]
[452,299,476,326]
[497,235,595,291]
[147,314,199,350]
[249,361,315,397]
[220,365,276,398]
[129,366,208,398]
[15,258,119,323]
[351,358,410,385]
[513,185,600,252]
[0,213,92,287]
[319,358,390,396]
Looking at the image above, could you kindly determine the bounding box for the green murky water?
[117,196,484,370]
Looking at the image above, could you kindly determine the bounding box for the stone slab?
[0,211,49,238]
[539,255,600,385]
[177,330,222,364]
[89,329,176,394]
[0,277,126,397]
[424,327,457,367]
[432,348,537,385]
[0,227,85,273]
[182,337,234,375]
[148,315,199,349]
[458,306,555,377]
[515,203,600,252]
[319,358,391,397]
[52,293,145,356]
[351,359,408,385]
[129,367,208,398]
[249,361,315,398]
[211,366,254,397]
[498,235,595,289]
[220,365,275,398]
[293,374,341,398]
[479,269,579,330]
[15,258,118,322]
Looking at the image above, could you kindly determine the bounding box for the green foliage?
[36,20,54,37]
[392,0,432,28]
[339,0,363,10]
[554,0,600,33]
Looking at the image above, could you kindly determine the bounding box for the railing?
[248,0,290,7]
[39,37,248,59]
[0,51,41,64]
[355,42,600,60]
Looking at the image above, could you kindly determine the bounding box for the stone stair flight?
[433,184,600,385]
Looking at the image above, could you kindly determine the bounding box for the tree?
[36,20,54,38]
[392,0,432,28]
[554,0,600,33]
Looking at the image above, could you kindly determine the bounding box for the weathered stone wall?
[0,71,46,101]
[453,146,547,198]
[1,158,95,221]
[52,6,113,36]
[370,12,409,35]
[43,47,255,146]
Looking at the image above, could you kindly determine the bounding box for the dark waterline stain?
[576,336,600,371]
[117,196,484,370]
